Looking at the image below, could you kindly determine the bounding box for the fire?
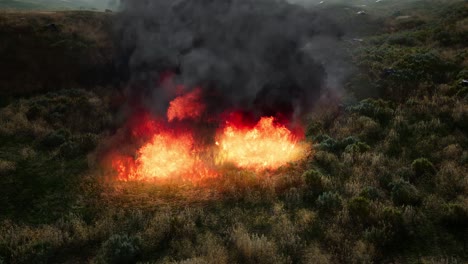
[108,82,310,182]
[112,129,215,181]
[216,117,306,170]
[135,132,196,179]
[110,114,308,181]
[167,88,205,122]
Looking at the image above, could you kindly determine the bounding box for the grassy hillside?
[0,1,467,263]
[0,10,116,103]
[0,0,113,11]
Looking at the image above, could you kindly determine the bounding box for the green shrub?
[348,196,371,220]
[316,136,339,153]
[391,52,453,84]
[387,33,418,46]
[305,121,323,139]
[411,158,436,177]
[455,87,468,98]
[456,69,468,80]
[302,170,329,200]
[313,151,343,176]
[360,186,381,201]
[344,142,371,154]
[340,136,359,147]
[433,27,467,46]
[26,103,46,121]
[348,99,394,125]
[58,141,81,158]
[97,234,141,264]
[303,170,325,190]
[40,129,70,149]
[390,180,421,206]
[315,136,362,154]
[396,167,413,182]
[378,171,393,191]
[381,207,404,228]
[316,192,342,213]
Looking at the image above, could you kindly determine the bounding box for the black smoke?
[114,0,344,122]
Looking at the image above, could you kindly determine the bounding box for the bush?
[302,170,329,201]
[360,186,381,201]
[303,170,326,191]
[315,136,362,154]
[25,103,46,121]
[97,234,141,264]
[410,158,437,189]
[387,33,418,46]
[391,52,453,84]
[344,142,371,154]
[433,27,467,46]
[316,136,339,153]
[382,206,404,228]
[455,87,468,98]
[313,151,342,176]
[348,196,371,220]
[58,134,98,158]
[40,129,70,149]
[390,180,421,206]
[340,136,359,148]
[58,141,81,158]
[305,121,323,139]
[316,192,342,213]
[348,99,394,125]
[411,158,436,177]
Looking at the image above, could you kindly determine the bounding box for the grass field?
[0,1,467,263]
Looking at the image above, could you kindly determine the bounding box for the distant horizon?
[0,0,117,11]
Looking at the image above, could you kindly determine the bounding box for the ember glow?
[167,88,205,122]
[216,117,306,170]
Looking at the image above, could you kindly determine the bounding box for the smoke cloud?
[114,0,346,122]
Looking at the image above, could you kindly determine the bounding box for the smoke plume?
[114,0,345,123]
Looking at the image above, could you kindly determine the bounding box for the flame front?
[112,130,215,181]
[109,83,310,181]
[216,117,306,170]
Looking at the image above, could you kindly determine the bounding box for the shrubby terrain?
[0,1,467,263]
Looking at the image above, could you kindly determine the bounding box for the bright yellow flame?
[137,133,195,179]
[216,117,307,170]
[112,131,215,181]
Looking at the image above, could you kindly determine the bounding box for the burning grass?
[107,81,311,183]
[216,117,308,170]
[108,115,310,183]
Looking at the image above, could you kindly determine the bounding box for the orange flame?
[216,117,307,170]
[110,113,308,182]
[167,88,205,122]
[112,124,216,181]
